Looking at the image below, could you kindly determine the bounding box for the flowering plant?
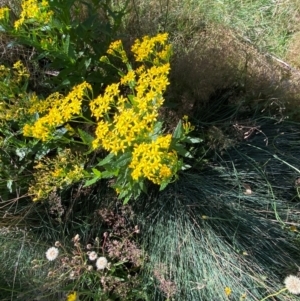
[34,205,146,300]
[0,0,126,91]
[25,33,199,202]
[0,31,200,203]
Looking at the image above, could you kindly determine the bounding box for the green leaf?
[111,152,131,169]
[173,144,193,158]
[101,170,118,178]
[78,128,94,146]
[15,148,29,161]
[184,137,203,144]
[35,144,52,161]
[92,168,101,177]
[153,121,163,135]
[97,153,114,166]
[123,196,131,205]
[63,34,70,55]
[139,180,147,193]
[181,164,192,170]
[159,181,168,191]
[113,261,127,267]
[127,94,134,104]
[85,57,91,69]
[7,180,13,193]
[173,120,183,139]
[83,177,99,187]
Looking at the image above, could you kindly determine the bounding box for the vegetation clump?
[1,0,300,300]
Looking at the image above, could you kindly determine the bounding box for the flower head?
[88,251,98,261]
[66,291,78,301]
[224,286,232,297]
[45,247,59,261]
[284,275,300,295]
[96,256,108,270]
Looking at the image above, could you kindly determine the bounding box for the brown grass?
[286,31,300,69]
[165,25,300,122]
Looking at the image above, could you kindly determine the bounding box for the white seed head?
[284,275,300,295]
[96,256,108,270]
[88,251,98,261]
[45,247,59,261]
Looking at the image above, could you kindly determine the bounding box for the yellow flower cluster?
[106,40,128,63]
[92,34,177,184]
[0,7,10,20]
[131,33,169,62]
[182,115,195,133]
[13,60,30,82]
[24,82,91,141]
[28,149,85,201]
[0,61,30,121]
[14,0,53,30]
[129,134,177,184]
[91,64,171,155]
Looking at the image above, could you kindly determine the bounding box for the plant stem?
[259,288,287,301]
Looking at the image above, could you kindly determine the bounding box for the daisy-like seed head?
[45,247,59,261]
[284,275,300,295]
[96,256,108,270]
[88,251,98,261]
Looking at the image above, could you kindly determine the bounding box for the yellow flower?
[66,291,78,301]
[153,33,169,44]
[120,70,135,85]
[224,287,232,297]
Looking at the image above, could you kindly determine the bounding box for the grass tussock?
[134,119,300,301]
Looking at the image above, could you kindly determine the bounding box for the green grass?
[120,0,300,58]
[134,118,300,301]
